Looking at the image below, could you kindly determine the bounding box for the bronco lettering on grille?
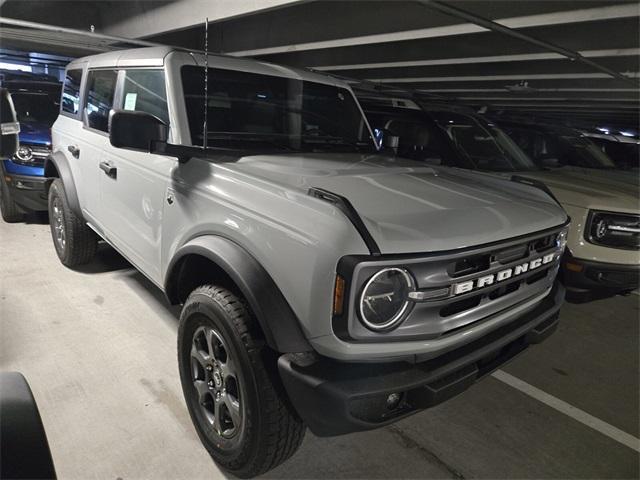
[452,253,556,295]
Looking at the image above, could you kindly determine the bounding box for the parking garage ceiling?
[1,0,638,129]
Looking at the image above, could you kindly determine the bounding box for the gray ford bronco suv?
[47,47,569,477]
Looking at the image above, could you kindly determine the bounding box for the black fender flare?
[165,235,312,353]
[0,372,57,479]
[44,151,82,216]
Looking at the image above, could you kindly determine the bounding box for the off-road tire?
[178,285,305,478]
[48,178,97,267]
[0,174,23,222]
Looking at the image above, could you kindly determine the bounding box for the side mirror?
[109,109,168,152]
[0,88,20,158]
[381,130,399,152]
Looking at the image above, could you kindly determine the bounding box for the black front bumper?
[562,255,639,294]
[279,283,564,437]
[4,173,48,212]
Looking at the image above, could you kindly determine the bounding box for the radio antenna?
[202,17,209,150]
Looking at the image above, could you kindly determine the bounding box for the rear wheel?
[0,174,23,223]
[178,285,305,478]
[48,178,97,267]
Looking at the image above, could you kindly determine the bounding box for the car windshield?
[11,91,60,127]
[554,135,617,169]
[589,137,639,169]
[181,66,375,154]
[432,112,538,172]
[505,125,620,170]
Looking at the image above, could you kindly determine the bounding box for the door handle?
[99,161,117,179]
[67,145,80,158]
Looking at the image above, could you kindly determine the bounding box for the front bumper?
[279,282,564,437]
[562,254,639,293]
[2,173,48,212]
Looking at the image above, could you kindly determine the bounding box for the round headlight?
[15,145,33,162]
[359,268,414,331]
[594,219,608,240]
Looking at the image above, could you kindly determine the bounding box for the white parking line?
[492,370,640,453]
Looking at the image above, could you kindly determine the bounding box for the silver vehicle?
[357,93,638,303]
[46,47,568,477]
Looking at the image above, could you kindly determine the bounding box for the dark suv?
[0,71,60,222]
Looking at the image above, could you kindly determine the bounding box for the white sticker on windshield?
[124,93,137,110]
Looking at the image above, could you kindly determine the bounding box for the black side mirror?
[380,129,399,153]
[0,88,20,158]
[109,109,168,152]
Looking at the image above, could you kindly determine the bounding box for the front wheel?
[178,285,305,478]
[48,178,97,267]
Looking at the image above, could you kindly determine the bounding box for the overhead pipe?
[417,0,640,87]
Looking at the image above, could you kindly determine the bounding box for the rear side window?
[121,69,169,125]
[85,70,117,133]
[62,69,82,115]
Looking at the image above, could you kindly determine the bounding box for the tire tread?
[181,285,305,478]
[48,178,97,267]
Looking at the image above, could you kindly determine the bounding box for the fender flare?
[165,235,312,353]
[0,372,57,479]
[44,151,82,216]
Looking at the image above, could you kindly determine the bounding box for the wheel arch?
[165,235,312,354]
[44,152,81,216]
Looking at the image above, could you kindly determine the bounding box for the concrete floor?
[1,215,638,479]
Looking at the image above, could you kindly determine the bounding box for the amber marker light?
[333,275,346,315]
[565,262,584,273]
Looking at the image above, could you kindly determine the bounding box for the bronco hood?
[232,153,566,254]
[520,169,638,213]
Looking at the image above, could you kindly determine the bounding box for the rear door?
[98,68,175,282]
[53,64,104,222]
[75,68,118,225]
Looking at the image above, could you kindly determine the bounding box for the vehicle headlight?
[13,145,33,164]
[556,227,569,252]
[359,267,414,331]
[587,211,640,250]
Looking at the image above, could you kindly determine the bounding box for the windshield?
[590,138,639,169]
[12,91,60,127]
[432,112,538,172]
[504,126,618,170]
[556,135,617,169]
[181,66,375,154]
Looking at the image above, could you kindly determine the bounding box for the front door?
[98,69,174,283]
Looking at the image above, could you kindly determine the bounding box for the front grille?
[12,143,50,167]
[439,236,557,318]
[488,279,523,301]
[440,295,482,317]
[494,244,528,264]
[340,225,566,343]
[450,255,490,277]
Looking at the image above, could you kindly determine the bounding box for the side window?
[121,69,169,125]
[85,70,117,133]
[62,69,82,115]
